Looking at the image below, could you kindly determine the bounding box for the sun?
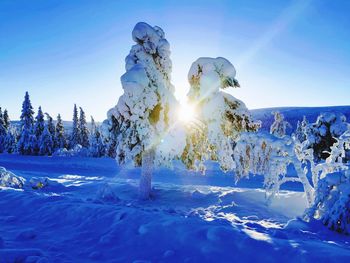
[178,100,197,123]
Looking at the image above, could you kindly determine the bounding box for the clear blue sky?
[1,0,349,121]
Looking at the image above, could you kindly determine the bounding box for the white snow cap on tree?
[183,57,260,173]
[106,22,185,166]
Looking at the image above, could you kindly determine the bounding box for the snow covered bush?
[304,132,350,234]
[181,57,260,174]
[53,144,89,157]
[0,167,25,189]
[105,22,185,199]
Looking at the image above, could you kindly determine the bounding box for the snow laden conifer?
[304,131,350,234]
[270,111,290,138]
[305,112,349,160]
[89,116,105,157]
[39,124,54,156]
[79,107,89,148]
[18,92,35,155]
[294,116,309,143]
[0,107,6,153]
[70,104,80,148]
[182,57,260,173]
[101,113,119,158]
[106,22,185,199]
[45,113,55,136]
[3,109,9,131]
[33,106,45,154]
[4,126,17,154]
[55,114,66,149]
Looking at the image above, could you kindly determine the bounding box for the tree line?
[0,92,107,157]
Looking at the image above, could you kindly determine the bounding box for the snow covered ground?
[0,154,350,262]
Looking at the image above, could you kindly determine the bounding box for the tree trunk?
[139,148,155,200]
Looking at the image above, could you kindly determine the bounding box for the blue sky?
[1,0,349,121]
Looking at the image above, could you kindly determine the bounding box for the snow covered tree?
[181,57,260,174]
[33,106,45,154]
[45,113,55,136]
[3,109,10,131]
[89,116,105,157]
[294,116,309,143]
[105,22,184,199]
[233,132,315,205]
[17,92,35,155]
[0,107,6,153]
[101,112,119,158]
[270,111,290,138]
[4,126,17,154]
[305,112,349,160]
[304,131,350,234]
[55,114,66,149]
[39,125,54,155]
[79,107,89,148]
[70,104,80,148]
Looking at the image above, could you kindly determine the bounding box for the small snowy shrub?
[53,144,89,157]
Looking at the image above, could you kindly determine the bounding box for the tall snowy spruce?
[0,108,18,153]
[39,125,54,155]
[182,57,260,173]
[3,109,10,130]
[89,117,105,157]
[17,92,35,155]
[79,107,89,148]
[0,107,6,153]
[33,106,45,154]
[105,22,185,199]
[70,104,80,148]
[45,113,55,136]
[55,114,66,149]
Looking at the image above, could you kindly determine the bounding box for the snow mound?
[53,145,89,157]
[0,166,25,189]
